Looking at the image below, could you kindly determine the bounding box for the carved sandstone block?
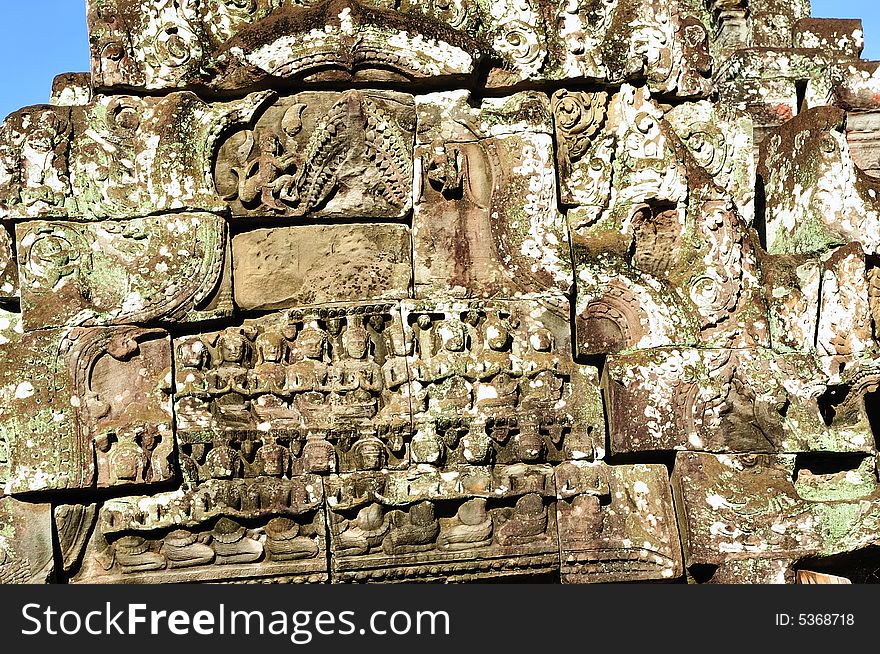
[561,86,769,353]
[232,224,412,311]
[402,299,602,466]
[326,465,558,582]
[0,497,54,584]
[0,93,268,220]
[69,475,327,583]
[174,303,411,475]
[555,461,682,583]
[87,0,492,91]
[603,348,874,455]
[17,214,232,331]
[760,106,880,256]
[0,320,174,495]
[215,91,415,220]
[672,452,880,583]
[413,91,570,301]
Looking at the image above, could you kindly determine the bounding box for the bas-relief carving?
[6,0,880,586]
[603,348,877,455]
[0,92,269,220]
[0,318,174,495]
[402,299,602,466]
[555,461,682,583]
[173,304,411,476]
[70,475,327,583]
[17,214,232,331]
[215,91,415,220]
[326,465,559,582]
[413,91,572,302]
[558,85,768,356]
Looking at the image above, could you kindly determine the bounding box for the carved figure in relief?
[382,501,441,554]
[207,331,253,428]
[286,326,330,423]
[437,498,493,550]
[210,517,263,564]
[265,517,319,561]
[163,530,215,569]
[331,324,383,420]
[335,503,389,556]
[425,320,473,416]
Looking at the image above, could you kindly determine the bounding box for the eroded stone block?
[603,348,874,455]
[233,224,412,311]
[402,299,602,466]
[70,475,327,583]
[672,451,880,583]
[326,465,558,582]
[17,214,232,330]
[0,321,174,495]
[0,497,54,583]
[555,461,682,583]
[0,93,268,220]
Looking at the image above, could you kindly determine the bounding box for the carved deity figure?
[286,326,330,425]
[472,318,519,412]
[208,331,252,428]
[425,320,473,416]
[331,324,383,420]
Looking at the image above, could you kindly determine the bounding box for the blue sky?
[0,1,876,120]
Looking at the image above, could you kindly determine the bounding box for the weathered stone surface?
[70,475,327,583]
[18,214,232,330]
[0,225,17,300]
[672,452,880,583]
[603,348,875,455]
[216,91,415,220]
[326,465,558,582]
[413,91,570,301]
[174,304,411,475]
[760,106,880,256]
[5,0,880,586]
[0,497,54,583]
[403,299,602,465]
[555,461,682,583]
[0,318,174,495]
[50,73,92,107]
[565,85,768,355]
[233,224,412,311]
[0,93,268,220]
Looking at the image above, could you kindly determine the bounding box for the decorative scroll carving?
[215,91,414,219]
[0,92,269,220]
[18,214,232,330]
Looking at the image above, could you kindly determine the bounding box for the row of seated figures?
[174,305,588,473]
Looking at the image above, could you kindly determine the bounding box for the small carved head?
[342,325,370,360]
[256,330,286,364]
[218,331,249,365]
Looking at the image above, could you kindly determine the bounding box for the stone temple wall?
[2,0,880,584]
